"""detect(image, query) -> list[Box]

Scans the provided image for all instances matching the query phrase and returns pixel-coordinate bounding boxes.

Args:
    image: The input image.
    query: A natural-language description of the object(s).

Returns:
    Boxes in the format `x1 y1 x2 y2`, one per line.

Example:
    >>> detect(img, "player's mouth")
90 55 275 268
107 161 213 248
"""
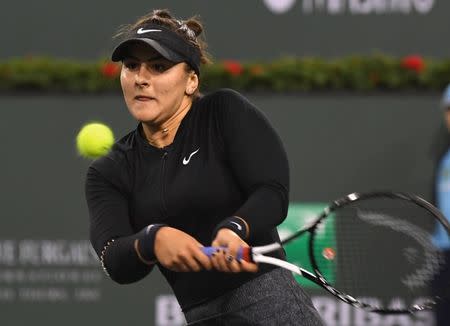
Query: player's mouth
135 95 155 101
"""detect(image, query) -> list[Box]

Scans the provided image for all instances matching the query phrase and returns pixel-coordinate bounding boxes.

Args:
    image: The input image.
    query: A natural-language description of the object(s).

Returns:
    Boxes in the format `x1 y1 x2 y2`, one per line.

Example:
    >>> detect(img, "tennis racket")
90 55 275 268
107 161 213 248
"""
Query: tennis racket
202 191 450 314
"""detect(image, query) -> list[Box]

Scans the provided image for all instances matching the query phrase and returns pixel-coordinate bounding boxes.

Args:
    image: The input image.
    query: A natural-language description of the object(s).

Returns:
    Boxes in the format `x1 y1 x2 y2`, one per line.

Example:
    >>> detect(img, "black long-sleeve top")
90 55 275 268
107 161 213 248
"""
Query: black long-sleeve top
85 89 290 310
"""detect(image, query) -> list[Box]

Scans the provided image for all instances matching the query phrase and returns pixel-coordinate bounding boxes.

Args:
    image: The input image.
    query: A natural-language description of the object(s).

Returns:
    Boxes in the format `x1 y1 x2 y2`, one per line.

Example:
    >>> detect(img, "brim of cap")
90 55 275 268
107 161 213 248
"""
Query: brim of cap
111 38 184 63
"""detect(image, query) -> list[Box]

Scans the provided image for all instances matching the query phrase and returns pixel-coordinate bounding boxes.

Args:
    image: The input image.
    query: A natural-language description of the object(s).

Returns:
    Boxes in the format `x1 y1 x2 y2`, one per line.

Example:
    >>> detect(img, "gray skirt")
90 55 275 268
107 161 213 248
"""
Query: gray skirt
184 268 324 326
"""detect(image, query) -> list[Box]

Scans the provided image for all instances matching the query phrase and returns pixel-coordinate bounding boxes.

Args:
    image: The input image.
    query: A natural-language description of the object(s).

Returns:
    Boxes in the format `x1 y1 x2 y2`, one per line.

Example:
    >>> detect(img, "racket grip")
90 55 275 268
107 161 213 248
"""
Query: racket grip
201 247 252 262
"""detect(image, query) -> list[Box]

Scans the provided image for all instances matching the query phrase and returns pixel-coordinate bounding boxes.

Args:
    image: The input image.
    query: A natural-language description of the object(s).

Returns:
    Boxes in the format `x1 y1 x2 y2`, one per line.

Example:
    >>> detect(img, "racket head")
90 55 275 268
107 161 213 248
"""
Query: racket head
204 192 449 314
304 191 450 314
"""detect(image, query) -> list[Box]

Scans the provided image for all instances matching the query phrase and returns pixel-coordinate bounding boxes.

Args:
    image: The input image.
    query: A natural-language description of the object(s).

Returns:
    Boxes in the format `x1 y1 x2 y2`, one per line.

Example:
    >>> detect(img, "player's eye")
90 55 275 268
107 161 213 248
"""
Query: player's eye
122 60 140 70
149 62 172 73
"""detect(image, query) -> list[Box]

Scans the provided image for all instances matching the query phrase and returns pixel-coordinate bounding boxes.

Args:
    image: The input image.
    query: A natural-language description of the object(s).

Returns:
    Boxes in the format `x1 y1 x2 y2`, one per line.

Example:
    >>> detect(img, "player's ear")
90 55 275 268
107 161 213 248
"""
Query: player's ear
185 71 199 96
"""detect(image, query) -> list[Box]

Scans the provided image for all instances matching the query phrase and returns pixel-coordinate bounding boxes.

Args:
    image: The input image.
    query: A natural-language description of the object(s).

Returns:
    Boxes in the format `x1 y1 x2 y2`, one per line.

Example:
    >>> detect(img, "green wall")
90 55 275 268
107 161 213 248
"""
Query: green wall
0 92 442 325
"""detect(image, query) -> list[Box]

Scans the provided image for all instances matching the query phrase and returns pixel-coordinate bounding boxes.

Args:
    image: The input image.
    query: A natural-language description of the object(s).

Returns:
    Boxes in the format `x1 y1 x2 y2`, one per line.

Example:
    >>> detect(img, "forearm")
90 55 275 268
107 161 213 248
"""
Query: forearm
94 234 154 284
86 164 164 284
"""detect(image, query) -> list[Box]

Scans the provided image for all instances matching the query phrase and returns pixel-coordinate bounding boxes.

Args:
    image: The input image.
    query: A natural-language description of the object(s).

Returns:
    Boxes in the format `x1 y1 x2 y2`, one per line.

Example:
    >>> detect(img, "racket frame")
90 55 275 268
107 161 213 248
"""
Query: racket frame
256 191 448 314
203 191 449 314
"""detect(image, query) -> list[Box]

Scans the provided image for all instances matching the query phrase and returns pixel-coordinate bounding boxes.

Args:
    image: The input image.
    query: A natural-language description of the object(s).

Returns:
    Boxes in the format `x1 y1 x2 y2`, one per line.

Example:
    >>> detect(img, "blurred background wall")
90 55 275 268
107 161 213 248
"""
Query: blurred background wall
2 0 449 60
0 1 448 325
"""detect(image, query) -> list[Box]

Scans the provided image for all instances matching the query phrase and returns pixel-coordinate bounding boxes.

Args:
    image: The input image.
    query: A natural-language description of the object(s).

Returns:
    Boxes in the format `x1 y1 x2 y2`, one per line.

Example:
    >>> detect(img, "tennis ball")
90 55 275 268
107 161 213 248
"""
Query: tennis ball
76 122 115 159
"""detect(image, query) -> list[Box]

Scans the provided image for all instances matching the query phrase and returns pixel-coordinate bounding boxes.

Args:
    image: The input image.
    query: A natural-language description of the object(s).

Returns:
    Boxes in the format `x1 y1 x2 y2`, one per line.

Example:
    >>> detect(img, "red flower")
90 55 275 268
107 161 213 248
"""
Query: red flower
101 62 120 78
223 60 243 76
401 55 425 73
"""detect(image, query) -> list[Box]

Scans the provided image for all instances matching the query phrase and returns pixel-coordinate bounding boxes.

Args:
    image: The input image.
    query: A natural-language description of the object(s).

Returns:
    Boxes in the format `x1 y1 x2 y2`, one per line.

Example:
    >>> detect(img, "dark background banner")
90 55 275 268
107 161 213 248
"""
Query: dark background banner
0 94 441 325
1 0 448 60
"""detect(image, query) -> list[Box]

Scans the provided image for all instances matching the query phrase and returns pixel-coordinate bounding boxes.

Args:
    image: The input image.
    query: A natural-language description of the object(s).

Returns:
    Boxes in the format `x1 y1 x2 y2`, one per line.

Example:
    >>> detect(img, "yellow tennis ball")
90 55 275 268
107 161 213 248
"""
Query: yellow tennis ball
76 122 115 159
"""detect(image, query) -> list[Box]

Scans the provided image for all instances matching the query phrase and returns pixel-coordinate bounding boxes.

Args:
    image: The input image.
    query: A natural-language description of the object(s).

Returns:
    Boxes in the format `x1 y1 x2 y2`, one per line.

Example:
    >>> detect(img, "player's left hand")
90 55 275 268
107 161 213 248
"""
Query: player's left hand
210 228 258 273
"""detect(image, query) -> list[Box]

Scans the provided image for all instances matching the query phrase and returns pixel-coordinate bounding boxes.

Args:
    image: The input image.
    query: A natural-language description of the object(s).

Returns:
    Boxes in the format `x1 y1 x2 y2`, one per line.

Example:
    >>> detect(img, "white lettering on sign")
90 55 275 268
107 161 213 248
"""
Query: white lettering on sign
0 240 16 265
14 240 98 266
155 295 186 326
264 0 435 14
155 295 435 325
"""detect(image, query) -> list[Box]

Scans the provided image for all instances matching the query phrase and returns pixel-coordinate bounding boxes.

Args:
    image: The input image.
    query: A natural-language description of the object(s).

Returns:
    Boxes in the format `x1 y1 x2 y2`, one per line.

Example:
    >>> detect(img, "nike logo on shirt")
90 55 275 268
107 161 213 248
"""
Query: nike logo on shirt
183 148 200 165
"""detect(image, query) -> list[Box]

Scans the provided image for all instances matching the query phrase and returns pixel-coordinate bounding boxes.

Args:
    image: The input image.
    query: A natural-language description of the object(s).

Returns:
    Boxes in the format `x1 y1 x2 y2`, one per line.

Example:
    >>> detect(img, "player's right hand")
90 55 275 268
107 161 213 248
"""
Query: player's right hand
154 227 212 272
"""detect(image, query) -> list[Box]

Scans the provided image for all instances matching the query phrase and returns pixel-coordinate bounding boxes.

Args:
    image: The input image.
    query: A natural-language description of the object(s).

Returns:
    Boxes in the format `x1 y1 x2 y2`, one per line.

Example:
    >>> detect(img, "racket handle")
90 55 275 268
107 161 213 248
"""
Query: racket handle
201 246 252 262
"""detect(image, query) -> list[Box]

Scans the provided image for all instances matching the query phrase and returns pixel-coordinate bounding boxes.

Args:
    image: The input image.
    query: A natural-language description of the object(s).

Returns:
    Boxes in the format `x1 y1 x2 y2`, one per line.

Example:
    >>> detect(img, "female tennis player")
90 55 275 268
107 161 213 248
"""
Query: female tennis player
85 9 323 325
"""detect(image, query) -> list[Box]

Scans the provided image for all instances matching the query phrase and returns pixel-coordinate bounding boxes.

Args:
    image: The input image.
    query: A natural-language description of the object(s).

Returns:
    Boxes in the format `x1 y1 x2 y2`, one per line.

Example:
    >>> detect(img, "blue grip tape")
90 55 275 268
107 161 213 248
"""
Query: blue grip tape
202 246 243 261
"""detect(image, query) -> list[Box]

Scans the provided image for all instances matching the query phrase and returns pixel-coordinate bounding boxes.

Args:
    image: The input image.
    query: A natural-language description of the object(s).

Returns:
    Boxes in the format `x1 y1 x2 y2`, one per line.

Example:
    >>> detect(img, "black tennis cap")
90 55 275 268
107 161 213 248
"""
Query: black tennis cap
111 23 201 76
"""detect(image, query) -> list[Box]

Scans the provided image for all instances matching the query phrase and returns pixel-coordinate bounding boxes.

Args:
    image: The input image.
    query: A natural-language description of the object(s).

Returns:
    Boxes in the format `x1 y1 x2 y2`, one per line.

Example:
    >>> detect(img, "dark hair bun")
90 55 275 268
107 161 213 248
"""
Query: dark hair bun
152 9 173 20
185 19 203 37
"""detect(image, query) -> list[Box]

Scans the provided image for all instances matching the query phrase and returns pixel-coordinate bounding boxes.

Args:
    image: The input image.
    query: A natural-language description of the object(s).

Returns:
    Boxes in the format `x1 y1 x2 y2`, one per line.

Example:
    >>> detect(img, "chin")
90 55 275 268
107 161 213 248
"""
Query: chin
135 115 159 124
129 108 158 123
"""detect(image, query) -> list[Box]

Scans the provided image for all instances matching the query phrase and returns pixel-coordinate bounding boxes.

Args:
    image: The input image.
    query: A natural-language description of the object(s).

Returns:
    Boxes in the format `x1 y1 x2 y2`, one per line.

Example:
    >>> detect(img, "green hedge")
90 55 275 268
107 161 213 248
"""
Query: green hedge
1 54 449 93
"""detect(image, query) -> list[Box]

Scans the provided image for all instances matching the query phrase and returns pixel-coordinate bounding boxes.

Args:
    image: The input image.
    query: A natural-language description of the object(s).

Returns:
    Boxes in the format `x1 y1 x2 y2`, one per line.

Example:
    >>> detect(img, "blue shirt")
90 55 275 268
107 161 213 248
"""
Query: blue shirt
434 148 450 249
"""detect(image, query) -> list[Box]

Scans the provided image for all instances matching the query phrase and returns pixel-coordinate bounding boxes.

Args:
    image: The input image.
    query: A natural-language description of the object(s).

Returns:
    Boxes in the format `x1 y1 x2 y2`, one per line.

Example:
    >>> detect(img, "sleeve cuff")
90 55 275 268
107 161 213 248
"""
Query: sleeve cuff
212 216 249 240
135 224 166 264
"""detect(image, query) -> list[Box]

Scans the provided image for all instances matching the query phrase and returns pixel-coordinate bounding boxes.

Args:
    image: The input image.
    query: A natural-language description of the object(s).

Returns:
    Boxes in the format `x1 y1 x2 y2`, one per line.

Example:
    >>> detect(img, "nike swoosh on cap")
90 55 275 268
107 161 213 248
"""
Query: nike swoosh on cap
137 28 162 34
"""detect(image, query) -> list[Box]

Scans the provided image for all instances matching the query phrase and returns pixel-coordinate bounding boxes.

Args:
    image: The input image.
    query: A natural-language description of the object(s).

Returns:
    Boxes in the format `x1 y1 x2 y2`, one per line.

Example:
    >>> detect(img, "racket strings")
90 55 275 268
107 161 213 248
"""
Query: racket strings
311 196 449 311
356 209 444 289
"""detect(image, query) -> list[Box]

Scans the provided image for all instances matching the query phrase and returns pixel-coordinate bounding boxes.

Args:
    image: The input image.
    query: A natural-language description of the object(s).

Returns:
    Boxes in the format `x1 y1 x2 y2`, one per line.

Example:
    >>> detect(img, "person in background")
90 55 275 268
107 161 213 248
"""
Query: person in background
430 84 450 326
85 9 323 325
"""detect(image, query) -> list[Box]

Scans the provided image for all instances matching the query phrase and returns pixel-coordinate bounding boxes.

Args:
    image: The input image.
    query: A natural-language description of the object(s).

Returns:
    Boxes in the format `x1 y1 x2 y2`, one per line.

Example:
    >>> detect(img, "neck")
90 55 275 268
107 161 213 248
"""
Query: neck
142 98 192 148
